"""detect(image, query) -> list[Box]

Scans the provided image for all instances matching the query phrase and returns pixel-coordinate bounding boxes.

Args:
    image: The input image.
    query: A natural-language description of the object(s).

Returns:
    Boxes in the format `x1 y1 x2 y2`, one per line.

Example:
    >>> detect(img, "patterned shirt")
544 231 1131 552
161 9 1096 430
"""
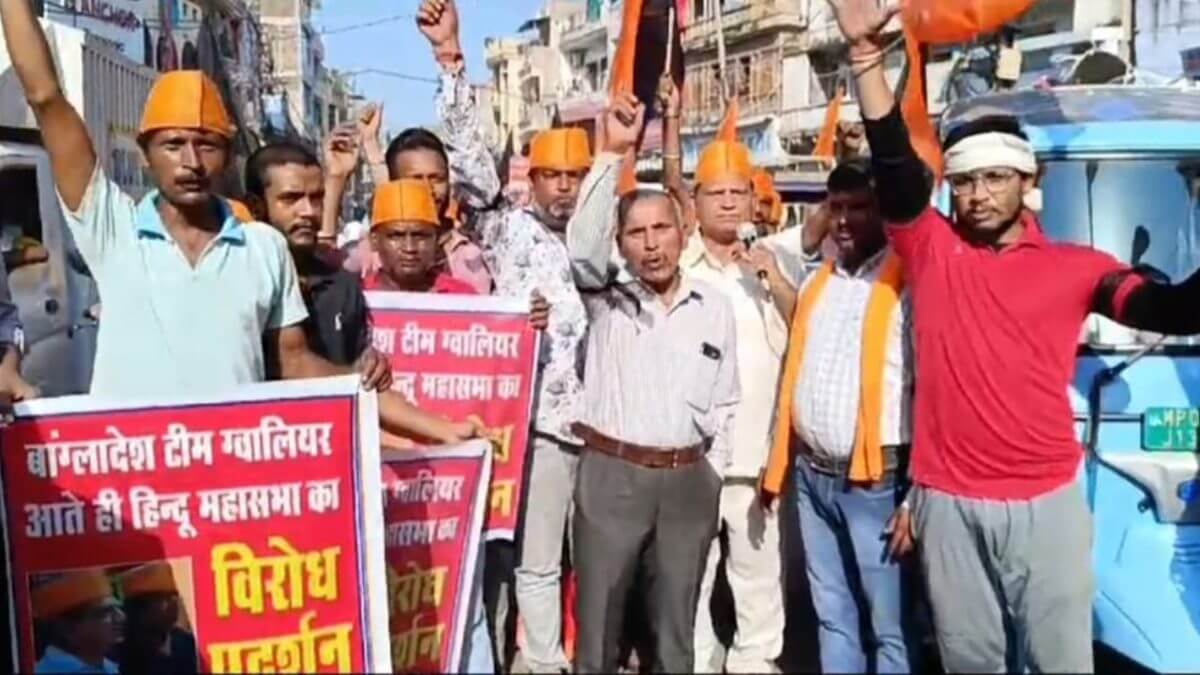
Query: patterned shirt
435 71 501 213
792 247 914 460
471 206 588 445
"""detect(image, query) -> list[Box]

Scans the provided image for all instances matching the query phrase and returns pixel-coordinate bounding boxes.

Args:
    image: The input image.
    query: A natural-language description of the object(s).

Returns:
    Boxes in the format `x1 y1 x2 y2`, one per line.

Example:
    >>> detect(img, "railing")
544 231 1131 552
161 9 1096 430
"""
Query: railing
684 0 805 47
682 46 784 129
560 15 606 46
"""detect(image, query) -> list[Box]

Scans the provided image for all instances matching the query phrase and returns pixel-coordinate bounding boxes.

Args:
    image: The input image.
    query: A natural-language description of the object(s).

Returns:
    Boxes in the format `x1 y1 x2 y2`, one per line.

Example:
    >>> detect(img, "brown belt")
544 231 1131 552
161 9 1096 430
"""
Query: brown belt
570 423 706 469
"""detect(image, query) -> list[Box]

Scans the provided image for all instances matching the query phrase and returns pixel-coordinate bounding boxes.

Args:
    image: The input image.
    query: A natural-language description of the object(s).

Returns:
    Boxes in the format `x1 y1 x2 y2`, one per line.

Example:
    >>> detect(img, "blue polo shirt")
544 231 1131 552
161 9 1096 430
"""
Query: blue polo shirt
60 170 309 398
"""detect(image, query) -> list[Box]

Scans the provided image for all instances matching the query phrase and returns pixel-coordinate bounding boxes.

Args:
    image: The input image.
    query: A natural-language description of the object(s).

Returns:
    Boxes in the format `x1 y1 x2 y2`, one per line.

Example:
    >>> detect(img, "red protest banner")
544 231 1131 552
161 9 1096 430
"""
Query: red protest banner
0 377 391 673
365 292 540 540
380 441 491 673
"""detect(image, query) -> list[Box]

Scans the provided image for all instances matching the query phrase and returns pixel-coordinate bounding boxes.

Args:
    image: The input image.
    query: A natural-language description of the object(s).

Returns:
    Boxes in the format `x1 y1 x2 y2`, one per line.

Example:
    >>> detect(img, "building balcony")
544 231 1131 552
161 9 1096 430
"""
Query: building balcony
684 0 806 52
560 15 607 52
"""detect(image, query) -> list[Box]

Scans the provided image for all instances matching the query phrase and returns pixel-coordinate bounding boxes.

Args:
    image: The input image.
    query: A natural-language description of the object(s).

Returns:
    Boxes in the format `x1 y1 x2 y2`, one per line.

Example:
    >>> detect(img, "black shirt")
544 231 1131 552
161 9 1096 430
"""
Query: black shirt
115 628 198 675
300 258 370 366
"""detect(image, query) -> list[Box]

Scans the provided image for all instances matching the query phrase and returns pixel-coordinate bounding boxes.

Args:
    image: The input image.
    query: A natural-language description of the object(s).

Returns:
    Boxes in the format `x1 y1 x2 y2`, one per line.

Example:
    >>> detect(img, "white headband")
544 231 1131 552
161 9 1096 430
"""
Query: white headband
943 131 1037 176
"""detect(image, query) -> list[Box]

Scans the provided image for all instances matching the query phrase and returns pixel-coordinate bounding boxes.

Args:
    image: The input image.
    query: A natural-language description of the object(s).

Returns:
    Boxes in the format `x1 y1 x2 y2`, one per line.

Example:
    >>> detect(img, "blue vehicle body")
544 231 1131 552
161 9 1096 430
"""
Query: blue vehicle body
943 86 1200 671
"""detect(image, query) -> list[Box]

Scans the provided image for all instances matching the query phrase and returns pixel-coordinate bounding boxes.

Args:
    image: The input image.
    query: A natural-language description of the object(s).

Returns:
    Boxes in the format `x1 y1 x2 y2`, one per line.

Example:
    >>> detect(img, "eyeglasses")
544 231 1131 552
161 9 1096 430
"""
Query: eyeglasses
947 168 1021 196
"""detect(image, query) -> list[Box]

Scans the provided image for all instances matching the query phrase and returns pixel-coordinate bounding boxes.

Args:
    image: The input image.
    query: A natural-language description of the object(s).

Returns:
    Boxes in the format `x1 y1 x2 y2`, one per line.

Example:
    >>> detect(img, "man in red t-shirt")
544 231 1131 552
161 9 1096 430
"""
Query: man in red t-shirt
830 1 1200 672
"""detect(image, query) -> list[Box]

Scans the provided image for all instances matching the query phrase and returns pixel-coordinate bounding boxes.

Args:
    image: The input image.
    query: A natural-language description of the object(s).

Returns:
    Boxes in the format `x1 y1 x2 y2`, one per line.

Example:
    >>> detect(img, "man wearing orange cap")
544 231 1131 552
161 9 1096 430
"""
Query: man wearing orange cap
31 570 123 674
0 0 399 400
345 0 498 295
365 179 480 294
407 34 589 675
751 168 783 234
676 137 793 674
114 562 198 675
470 121 593 674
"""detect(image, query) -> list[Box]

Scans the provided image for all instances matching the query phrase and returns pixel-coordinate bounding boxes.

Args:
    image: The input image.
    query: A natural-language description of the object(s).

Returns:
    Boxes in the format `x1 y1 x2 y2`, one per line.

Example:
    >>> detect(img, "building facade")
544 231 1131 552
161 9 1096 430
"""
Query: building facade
486 0 1174 176
484 0 584 150
258 0 327 142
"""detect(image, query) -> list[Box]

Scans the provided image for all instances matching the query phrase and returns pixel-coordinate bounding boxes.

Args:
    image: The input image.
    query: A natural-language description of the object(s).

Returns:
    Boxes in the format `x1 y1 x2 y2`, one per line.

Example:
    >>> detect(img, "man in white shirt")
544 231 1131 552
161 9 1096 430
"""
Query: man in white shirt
678 138 791 673
760 160 915 673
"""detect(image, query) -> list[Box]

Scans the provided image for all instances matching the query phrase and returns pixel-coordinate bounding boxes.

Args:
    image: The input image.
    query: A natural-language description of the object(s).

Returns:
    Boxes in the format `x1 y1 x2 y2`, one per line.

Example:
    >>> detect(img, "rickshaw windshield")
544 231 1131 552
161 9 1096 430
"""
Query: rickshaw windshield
1039 157 1200 348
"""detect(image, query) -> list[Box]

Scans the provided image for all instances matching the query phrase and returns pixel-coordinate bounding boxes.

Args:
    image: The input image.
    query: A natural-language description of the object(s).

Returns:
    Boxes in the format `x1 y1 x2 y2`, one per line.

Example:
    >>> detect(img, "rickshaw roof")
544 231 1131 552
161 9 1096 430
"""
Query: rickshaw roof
941 85 1200 156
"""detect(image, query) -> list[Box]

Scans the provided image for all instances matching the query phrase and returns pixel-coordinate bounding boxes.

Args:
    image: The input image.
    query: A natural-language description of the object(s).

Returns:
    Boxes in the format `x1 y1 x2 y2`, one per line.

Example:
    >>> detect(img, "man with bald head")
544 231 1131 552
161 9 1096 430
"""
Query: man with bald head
567 95 740 674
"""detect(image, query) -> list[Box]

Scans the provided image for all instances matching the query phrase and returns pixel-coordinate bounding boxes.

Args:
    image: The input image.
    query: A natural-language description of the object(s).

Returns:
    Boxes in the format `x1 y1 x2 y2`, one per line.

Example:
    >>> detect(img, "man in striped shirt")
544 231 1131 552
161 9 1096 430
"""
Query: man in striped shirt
760 160 915 674
567 94 740 673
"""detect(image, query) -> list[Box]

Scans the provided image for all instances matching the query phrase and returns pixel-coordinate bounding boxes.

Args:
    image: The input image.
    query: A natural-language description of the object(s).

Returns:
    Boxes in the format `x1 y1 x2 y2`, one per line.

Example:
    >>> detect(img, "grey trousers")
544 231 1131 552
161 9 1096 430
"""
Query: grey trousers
515 436 579 673
912 480 1094 673
573 450 723 673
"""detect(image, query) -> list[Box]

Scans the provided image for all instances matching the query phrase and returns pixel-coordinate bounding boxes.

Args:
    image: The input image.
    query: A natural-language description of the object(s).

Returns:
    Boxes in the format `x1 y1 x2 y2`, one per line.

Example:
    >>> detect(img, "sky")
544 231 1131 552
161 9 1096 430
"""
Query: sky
313 0 545 133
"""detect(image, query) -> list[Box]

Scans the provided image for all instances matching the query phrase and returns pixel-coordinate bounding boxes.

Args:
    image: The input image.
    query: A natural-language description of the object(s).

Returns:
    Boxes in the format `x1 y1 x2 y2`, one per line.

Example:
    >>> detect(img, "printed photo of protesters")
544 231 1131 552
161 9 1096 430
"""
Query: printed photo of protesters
28 560 198 675
30 569 123 674
112 561 199 675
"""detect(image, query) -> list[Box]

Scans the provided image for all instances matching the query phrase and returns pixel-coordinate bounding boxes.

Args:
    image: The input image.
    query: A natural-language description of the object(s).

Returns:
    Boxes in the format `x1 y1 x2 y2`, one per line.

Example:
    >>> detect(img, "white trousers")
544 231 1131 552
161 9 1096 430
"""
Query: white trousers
693 483 785 673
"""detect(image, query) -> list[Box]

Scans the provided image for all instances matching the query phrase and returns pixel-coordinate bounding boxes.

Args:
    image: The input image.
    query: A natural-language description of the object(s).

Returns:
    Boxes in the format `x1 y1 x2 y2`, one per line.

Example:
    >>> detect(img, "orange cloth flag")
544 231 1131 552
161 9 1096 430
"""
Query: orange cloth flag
813 84 844 159
899 30 943 179
610 0 687 194
902 0 1037 44
898 0 1039 179
716 95 739 144
762 253 905 493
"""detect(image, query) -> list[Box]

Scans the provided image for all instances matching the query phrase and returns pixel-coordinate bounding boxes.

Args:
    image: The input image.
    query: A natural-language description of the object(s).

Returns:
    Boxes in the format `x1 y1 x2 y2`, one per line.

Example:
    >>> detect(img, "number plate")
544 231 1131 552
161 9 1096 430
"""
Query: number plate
1142 407 1200 451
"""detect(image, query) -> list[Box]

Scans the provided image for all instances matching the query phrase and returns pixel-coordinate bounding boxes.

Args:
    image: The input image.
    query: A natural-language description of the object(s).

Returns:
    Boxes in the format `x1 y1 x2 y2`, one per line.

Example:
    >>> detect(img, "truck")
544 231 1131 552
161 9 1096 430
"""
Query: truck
942 83 1200 672
0 19 154 396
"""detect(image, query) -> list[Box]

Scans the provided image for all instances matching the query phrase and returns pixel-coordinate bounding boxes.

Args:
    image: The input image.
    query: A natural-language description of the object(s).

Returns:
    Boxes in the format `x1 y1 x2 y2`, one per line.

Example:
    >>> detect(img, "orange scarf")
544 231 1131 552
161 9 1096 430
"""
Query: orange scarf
762 252 905 493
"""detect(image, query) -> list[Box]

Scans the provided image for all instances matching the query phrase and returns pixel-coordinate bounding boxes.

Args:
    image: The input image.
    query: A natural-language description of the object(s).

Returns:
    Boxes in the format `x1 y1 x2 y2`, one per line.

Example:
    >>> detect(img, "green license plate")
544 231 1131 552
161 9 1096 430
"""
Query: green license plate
1142 407 1200 451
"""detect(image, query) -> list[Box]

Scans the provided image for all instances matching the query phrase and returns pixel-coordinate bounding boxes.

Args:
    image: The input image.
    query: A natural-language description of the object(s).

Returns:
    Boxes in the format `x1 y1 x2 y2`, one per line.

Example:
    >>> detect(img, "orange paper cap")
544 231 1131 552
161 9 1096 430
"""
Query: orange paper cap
118 562 178 598
751 168 775 200
529 128 592 172
139 70 235 139
696 141 753 186
32 570 114 619
372 179 440 229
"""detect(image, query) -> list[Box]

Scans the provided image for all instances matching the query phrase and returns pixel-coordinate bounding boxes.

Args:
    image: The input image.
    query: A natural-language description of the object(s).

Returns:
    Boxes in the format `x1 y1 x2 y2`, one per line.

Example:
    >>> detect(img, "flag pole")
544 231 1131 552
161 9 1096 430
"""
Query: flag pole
656 5 676 115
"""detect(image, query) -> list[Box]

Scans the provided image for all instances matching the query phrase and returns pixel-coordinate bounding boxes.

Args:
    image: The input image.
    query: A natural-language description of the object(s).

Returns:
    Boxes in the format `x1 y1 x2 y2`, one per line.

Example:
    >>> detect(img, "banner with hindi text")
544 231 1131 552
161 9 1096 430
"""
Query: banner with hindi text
0 377 391 673
381 441 490 673
365 292 540 541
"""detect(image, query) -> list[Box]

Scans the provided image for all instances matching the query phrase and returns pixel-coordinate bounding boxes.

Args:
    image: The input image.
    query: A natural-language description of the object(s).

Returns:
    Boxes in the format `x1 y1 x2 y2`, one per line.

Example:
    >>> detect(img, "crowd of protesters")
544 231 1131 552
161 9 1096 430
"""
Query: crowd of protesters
6 0 1200 673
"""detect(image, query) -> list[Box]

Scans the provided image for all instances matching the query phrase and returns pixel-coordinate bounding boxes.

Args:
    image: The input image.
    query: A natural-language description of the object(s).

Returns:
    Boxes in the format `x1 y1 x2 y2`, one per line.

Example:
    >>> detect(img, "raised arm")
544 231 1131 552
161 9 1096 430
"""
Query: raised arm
566 152 623 289
831 0 931 224
0 0 97 210
567 96 645 289
358 104 391 185
419 0 500 209
658 75 696 236
320 126 361 244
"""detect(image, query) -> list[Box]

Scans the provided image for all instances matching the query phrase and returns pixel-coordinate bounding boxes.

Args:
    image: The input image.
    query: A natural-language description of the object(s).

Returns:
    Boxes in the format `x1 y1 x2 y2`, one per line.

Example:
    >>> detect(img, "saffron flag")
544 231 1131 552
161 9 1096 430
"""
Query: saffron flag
716 94 739 144
610 0 688 193
813 84 844 159
903 0 1038 44
899 0 1039 179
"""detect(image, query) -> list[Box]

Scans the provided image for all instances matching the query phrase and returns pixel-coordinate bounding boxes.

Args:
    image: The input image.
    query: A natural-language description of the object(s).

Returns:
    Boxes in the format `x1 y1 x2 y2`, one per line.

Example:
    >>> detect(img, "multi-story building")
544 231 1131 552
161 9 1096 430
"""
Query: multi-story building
484 0 584 150
680 0 806 171
484 36 527 150
40 1 266 157
259 0 325 142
